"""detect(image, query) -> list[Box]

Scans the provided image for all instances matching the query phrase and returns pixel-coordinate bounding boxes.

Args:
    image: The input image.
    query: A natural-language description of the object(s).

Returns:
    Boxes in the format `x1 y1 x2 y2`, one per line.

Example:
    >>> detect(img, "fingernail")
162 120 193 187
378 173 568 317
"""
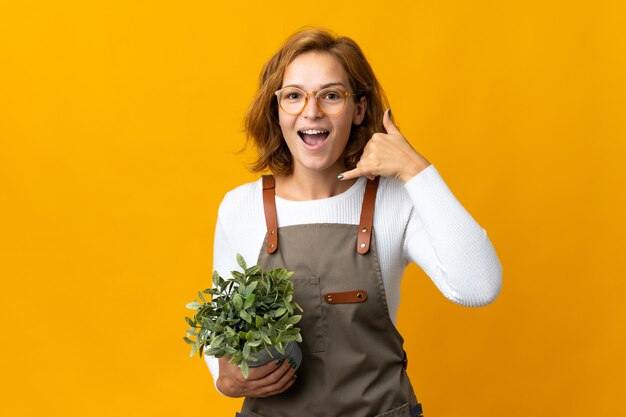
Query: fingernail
288 357 297 369
275 359 283 366
337 174 344 180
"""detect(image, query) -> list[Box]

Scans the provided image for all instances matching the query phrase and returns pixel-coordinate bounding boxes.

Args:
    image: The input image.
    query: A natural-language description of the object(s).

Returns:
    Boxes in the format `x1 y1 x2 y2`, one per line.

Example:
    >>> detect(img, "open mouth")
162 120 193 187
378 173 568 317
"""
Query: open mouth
298 129 330 147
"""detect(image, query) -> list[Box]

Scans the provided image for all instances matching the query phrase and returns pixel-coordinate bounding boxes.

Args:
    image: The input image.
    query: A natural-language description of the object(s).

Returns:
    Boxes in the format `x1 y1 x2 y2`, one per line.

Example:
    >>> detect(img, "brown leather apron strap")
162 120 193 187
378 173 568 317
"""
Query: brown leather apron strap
261 175 278 254
357 176 380 255
262 175 379 255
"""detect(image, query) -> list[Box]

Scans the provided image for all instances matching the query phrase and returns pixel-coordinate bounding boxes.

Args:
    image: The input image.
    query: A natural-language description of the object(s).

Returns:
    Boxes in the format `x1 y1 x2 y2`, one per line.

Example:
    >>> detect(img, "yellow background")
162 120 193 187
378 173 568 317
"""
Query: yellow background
1 1 624 416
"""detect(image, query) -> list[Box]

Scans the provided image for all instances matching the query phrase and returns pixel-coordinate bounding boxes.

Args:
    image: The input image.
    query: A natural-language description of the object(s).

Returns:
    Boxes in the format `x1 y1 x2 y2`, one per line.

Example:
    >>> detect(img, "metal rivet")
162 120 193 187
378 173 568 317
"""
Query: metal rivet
269 243 275 248
360 242 366 248
270 229 275 235
357 293 363 299
362 228 367 233
327 295 333 302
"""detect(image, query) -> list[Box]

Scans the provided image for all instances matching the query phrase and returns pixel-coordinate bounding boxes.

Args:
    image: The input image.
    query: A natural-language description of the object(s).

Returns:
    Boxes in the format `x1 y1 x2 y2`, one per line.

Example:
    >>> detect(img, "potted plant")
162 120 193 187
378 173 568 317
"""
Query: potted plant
184 254 303 378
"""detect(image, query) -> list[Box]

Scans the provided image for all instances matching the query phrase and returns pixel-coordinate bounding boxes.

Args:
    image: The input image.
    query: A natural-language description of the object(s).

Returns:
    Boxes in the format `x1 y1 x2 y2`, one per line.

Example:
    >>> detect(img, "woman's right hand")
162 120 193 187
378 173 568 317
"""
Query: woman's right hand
216 355 298 398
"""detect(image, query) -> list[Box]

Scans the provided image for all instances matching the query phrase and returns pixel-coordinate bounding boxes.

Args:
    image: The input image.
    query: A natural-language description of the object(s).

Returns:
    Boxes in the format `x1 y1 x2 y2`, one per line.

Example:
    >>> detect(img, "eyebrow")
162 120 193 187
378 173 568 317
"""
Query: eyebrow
281 82 347 89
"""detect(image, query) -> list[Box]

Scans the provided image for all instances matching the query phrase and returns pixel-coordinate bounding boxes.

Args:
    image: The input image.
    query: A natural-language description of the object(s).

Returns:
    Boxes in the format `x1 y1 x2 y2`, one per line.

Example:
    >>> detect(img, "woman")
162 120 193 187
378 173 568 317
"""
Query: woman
205 28 502 417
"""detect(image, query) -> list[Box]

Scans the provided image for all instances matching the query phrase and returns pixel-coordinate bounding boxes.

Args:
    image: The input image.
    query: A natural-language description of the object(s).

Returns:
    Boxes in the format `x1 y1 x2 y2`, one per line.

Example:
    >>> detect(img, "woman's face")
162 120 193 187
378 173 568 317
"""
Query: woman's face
278 51 367 176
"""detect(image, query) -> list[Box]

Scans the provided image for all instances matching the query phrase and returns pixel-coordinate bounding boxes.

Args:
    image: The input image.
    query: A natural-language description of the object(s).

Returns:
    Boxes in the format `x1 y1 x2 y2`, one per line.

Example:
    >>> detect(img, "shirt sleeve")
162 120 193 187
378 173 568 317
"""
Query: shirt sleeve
402 165 503 306
203 214 237 395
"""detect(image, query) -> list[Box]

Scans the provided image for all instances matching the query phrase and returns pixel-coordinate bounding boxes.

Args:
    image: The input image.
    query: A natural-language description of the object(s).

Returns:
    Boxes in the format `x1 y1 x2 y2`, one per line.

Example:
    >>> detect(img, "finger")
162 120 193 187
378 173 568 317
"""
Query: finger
248 359 289 381
247 359 293 394
338 170 376 181
338 167 366 181
382 108 400 135
272 374 297 396
257 366 297 397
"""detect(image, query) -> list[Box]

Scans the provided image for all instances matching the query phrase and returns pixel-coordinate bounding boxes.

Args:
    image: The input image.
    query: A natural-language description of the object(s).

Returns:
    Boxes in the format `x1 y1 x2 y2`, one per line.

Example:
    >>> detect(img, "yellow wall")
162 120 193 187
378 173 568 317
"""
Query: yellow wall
1 1 624 416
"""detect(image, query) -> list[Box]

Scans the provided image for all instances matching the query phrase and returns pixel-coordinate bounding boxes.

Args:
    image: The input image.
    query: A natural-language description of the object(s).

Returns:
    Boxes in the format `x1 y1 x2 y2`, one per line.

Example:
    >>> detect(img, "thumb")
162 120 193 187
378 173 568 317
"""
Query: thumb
382 108 400 134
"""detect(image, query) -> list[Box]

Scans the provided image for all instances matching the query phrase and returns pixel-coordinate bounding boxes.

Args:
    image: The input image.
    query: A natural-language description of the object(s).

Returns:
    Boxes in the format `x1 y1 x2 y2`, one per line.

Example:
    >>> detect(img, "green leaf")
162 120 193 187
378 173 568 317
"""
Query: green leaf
185 316 196 327
232 271 245 283
204 346 222 356
210 334 225 348
186 301 202 310
212 271 220 288
243 342 251 359
275 314 289 329
244 293 255 309
189 344 199 358
273 307 287 317
255 315 264 328
245 281 258 296
246 265 261 276
240 360 249 379
198 291 207 303
183 336 195 345
237 283 246 295
287 315 301 325
248 339 262 347
240 310 252 324
236 253 247 270
233 293 244 310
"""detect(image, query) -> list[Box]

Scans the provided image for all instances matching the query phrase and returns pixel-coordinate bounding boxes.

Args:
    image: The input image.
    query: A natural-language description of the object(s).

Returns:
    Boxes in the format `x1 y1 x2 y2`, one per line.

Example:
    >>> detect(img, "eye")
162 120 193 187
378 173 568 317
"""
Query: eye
282 88 304 101
321 90 342 101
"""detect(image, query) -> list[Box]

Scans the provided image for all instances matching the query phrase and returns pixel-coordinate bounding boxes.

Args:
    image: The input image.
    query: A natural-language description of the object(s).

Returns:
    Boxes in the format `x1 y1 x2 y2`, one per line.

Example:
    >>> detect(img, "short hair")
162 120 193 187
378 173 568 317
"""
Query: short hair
244 28 389 175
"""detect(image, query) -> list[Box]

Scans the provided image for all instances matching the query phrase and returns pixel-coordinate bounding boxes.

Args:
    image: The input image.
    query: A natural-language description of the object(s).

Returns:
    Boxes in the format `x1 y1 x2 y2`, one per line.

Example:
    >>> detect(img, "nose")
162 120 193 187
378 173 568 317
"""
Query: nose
301 93 323 119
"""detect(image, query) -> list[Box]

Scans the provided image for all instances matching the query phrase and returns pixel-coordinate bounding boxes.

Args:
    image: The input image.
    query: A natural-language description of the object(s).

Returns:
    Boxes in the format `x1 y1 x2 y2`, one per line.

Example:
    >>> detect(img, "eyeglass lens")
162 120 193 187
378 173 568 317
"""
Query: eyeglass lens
279 87 346 115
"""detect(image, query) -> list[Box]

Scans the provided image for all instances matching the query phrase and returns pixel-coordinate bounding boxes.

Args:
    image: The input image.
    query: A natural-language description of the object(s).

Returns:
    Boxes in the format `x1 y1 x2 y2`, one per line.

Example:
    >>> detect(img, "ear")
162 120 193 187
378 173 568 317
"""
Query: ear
352 96 367 126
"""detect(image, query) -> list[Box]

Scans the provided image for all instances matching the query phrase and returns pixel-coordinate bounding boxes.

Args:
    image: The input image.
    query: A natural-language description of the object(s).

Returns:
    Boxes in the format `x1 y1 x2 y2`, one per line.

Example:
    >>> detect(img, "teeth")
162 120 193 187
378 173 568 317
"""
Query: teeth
300 129 328 135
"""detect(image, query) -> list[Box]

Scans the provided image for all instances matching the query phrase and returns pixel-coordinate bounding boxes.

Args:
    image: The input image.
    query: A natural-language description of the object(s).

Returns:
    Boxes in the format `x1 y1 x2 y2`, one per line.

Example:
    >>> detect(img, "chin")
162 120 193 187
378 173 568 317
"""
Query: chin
297 159 342 173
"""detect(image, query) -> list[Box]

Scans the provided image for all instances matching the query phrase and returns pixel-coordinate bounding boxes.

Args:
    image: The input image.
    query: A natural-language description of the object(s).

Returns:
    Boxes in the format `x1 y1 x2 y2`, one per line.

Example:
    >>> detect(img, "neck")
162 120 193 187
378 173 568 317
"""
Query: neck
274 165 357 201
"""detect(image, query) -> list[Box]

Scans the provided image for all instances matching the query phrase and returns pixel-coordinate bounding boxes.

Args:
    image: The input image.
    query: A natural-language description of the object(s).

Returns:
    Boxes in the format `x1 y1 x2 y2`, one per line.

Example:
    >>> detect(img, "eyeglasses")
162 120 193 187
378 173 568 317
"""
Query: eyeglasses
274 86 355 116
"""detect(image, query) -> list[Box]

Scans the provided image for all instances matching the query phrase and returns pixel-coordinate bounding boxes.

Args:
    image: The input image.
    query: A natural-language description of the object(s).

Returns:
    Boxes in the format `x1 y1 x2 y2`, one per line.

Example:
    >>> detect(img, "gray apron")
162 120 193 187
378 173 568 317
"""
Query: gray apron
239 175 423 417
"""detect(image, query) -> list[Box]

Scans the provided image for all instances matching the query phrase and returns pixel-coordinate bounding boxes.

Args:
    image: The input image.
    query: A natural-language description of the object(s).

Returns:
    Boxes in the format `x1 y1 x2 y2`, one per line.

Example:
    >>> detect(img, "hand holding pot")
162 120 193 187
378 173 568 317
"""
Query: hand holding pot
216 355 297 398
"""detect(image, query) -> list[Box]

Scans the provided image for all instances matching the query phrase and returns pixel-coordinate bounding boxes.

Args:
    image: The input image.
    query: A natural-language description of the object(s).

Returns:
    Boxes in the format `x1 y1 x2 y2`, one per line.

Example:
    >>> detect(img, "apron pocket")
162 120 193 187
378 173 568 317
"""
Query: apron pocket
293 275 325 353
374 403 411 417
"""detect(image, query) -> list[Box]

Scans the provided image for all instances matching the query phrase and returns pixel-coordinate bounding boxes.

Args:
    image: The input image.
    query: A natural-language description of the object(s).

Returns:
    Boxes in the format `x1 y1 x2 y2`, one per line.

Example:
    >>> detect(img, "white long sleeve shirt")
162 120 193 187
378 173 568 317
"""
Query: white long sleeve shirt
205 164 502 387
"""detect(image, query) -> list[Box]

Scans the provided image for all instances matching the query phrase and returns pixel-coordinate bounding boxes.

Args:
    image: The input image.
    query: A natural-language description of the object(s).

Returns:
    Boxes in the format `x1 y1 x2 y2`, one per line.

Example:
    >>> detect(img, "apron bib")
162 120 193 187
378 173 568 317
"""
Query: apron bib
239 176 423 417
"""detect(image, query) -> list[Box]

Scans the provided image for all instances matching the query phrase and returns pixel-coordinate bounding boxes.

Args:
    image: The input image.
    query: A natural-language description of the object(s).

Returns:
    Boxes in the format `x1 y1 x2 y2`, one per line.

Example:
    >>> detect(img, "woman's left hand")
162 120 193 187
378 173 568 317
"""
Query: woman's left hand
339 109 431 183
